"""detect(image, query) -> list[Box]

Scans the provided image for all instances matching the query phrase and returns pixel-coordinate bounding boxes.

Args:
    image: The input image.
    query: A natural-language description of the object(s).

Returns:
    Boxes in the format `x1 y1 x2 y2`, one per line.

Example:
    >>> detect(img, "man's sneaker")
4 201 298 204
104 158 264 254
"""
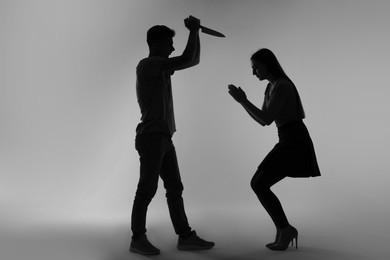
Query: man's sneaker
177 231 215 250
130 235 160 255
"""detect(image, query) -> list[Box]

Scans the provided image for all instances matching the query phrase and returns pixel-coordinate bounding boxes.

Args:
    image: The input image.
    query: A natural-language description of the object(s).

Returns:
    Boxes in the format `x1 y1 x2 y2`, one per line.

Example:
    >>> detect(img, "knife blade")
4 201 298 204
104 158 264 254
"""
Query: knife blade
200 25 225 37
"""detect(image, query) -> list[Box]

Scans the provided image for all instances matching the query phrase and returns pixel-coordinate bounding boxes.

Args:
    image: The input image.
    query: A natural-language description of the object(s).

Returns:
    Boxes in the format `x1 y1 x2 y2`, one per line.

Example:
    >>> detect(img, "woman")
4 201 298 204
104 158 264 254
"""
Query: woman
228 48 320 250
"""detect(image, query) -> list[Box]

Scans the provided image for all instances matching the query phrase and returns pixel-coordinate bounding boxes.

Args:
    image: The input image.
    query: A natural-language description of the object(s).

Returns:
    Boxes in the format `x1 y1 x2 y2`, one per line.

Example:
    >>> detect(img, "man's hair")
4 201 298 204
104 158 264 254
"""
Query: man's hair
147 25 175 47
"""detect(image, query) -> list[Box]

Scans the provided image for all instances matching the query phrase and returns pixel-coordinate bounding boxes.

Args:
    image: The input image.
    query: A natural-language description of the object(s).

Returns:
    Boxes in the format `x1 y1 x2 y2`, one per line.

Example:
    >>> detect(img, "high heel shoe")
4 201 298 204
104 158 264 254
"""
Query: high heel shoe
265 229 280 248
267 225 298 251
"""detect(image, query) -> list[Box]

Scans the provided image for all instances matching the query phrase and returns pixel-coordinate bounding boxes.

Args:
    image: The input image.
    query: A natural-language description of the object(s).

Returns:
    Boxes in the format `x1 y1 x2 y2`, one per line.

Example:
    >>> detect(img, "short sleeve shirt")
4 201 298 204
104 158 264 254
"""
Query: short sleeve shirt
135 56 176 135
262 79 302 127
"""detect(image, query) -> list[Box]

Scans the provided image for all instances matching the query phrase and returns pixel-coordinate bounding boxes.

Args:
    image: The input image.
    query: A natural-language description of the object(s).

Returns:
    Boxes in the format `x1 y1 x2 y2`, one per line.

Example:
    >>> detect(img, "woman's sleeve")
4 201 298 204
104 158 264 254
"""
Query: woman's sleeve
265 81 291 119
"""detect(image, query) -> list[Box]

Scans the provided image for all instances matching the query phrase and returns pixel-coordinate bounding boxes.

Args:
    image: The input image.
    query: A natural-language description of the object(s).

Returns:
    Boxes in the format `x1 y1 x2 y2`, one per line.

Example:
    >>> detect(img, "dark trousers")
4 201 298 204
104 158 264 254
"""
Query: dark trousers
131 133 191 239
250 169 289 229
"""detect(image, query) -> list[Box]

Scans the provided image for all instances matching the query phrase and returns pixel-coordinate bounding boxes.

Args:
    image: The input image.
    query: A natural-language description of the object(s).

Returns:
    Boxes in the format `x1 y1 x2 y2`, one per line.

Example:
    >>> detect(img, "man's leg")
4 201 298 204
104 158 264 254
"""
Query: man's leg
130 134 164 255
160 138 215 250
160 139 191 236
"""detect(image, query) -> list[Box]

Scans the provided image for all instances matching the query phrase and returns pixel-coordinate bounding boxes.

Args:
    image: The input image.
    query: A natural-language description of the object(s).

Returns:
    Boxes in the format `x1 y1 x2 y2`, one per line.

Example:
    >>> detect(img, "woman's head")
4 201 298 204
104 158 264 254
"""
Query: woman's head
251 48 305 119
250 48 289 82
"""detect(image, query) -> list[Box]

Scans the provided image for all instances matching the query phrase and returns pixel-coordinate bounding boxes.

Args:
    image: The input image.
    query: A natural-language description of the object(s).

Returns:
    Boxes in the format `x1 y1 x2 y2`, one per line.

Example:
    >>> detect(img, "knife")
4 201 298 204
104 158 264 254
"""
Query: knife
200 25 225 37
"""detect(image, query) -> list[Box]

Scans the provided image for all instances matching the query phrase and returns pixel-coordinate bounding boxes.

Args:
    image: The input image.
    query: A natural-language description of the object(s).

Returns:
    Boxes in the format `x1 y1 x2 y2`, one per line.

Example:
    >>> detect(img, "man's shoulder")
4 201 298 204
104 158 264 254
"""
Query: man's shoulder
138 56 167 66
137 56 168 76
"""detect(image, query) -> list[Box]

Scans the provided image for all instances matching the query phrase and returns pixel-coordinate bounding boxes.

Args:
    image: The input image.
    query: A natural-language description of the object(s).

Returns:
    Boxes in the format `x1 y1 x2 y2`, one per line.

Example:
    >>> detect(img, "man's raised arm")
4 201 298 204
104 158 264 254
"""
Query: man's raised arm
161 16 200 71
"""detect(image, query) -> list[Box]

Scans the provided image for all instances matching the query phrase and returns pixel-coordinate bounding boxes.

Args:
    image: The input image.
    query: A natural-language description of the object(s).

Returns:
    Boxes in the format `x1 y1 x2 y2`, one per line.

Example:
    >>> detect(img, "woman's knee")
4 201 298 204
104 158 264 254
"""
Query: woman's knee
251 169 268 192
250 170 263 191
250 176 257 191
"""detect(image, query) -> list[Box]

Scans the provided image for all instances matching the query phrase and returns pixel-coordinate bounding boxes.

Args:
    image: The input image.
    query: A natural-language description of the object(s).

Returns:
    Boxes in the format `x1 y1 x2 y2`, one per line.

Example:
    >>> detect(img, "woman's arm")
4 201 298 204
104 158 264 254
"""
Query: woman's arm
228 82 290 126
228 84 268 125
241 100 269 126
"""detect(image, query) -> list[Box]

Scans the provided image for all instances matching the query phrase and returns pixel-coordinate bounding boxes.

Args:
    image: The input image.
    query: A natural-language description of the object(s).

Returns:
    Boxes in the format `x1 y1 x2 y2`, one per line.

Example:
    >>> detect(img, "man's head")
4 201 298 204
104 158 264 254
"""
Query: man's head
147 25 175 57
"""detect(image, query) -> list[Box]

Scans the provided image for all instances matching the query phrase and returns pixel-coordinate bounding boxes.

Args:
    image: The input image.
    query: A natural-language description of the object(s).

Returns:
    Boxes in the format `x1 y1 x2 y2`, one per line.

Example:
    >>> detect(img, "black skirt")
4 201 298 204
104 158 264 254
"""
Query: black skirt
258 120 321 178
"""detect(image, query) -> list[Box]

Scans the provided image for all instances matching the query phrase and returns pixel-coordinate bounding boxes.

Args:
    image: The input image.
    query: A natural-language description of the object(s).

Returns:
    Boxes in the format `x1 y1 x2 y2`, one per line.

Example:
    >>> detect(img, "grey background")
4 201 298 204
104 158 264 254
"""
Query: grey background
1 0 390 259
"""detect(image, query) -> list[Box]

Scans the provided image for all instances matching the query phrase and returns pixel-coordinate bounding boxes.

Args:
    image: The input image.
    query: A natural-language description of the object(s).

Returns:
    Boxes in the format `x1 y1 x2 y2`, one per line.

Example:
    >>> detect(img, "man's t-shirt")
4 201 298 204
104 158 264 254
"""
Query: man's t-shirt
135 56 176 136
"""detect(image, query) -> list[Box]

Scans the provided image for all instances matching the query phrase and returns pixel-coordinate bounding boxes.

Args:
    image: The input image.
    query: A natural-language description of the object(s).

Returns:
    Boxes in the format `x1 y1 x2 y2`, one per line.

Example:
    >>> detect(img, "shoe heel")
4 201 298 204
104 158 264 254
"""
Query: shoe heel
294 235 298 249
268 226 298 251
290 235 298 249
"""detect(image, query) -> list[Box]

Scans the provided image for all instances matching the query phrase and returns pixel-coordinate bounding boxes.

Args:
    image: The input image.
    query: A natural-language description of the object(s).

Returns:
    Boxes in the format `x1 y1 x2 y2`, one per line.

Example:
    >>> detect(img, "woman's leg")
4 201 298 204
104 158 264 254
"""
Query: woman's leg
250 169 289 229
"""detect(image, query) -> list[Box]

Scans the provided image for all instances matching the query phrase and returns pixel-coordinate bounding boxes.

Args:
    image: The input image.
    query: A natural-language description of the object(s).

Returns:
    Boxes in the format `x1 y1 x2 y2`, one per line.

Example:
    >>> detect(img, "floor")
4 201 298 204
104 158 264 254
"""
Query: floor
1 205 388 260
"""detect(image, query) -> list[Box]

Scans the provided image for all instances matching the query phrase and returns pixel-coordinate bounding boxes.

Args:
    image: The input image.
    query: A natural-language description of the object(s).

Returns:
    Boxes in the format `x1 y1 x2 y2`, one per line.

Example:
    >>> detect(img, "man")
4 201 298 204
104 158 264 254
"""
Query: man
130 16 215 255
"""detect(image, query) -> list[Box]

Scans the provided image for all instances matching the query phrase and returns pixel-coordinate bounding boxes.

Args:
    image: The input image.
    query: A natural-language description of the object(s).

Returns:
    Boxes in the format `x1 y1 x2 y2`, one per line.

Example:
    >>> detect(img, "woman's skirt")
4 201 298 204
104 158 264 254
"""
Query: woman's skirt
258 120 321 178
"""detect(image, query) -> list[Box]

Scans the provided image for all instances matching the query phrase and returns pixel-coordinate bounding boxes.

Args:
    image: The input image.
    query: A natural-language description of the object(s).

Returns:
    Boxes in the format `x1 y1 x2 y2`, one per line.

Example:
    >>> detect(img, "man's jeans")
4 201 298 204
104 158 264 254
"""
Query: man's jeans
131 133 191 239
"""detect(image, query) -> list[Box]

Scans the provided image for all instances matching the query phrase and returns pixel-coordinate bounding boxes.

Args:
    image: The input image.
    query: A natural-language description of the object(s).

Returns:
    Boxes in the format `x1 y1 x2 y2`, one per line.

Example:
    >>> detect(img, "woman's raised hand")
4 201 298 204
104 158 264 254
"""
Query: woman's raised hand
228 84 247 103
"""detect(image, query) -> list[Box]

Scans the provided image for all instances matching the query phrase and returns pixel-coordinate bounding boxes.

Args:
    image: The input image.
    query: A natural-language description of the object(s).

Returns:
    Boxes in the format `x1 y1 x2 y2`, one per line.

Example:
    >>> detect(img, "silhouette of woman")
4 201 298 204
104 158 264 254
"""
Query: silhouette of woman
228 48 320 250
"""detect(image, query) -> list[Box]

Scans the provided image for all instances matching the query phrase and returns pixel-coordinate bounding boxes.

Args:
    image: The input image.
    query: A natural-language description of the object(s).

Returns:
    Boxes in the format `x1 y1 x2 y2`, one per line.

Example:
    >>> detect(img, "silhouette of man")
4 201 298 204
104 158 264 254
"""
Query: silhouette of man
130 16 215 255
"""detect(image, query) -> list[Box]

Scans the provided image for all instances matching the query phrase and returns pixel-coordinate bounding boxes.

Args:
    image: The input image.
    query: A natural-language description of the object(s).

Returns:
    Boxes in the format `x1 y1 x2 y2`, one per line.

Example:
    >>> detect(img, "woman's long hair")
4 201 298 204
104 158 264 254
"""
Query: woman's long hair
251 48 305 119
